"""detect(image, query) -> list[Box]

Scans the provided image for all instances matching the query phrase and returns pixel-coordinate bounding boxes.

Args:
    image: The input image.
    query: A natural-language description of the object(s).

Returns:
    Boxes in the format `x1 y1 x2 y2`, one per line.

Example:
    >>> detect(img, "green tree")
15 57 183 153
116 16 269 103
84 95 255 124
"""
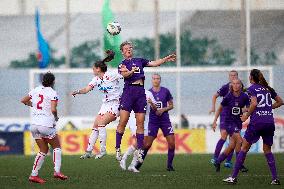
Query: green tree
131 30 236 66
10 53 38 68
70 41 101 68
250 49 277 65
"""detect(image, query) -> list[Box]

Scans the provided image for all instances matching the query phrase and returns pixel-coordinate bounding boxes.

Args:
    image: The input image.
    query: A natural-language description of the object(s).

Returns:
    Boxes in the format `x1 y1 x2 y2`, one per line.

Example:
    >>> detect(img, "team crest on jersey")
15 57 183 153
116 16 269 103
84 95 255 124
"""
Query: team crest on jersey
156 101 163 109
132 63 140 73
235 102 239 106
232 107 240 115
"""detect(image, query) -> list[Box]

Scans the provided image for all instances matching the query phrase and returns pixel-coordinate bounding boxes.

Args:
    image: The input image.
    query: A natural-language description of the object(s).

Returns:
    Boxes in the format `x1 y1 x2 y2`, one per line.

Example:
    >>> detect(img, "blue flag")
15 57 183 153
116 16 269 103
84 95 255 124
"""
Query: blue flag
35 9 50 68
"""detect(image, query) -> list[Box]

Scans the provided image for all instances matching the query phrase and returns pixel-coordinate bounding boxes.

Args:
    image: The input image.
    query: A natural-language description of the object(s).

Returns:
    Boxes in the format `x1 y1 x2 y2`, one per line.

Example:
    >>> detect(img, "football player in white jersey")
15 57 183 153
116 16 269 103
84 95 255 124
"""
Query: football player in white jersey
119 90 157 172
72 50 123 159
21 72 68 184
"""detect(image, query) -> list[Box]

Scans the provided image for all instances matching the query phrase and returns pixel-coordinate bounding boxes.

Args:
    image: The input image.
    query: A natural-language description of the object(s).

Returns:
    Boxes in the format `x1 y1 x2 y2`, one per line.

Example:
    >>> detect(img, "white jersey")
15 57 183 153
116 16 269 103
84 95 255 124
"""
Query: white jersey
128 90 156 135
144 90 156 125
29 86 59 127
88 70 123 102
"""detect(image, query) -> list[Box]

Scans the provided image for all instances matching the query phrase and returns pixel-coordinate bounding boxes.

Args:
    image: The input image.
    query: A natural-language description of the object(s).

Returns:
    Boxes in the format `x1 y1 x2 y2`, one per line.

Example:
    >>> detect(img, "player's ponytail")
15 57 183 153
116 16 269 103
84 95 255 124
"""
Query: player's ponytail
102 50 115 63
250 69 275 93
93 50 115 73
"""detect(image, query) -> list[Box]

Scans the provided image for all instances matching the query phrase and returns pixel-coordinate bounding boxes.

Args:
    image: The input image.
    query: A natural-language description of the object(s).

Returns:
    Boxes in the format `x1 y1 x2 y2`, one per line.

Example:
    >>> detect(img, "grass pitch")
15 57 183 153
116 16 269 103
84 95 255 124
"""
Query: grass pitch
0 154 283 189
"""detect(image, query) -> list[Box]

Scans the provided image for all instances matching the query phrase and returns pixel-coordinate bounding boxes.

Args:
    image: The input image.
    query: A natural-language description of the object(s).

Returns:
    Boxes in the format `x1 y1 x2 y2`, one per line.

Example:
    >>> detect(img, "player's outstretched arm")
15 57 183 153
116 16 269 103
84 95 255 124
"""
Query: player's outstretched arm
148 53 176 67
21 95 32 107
71 86 93 97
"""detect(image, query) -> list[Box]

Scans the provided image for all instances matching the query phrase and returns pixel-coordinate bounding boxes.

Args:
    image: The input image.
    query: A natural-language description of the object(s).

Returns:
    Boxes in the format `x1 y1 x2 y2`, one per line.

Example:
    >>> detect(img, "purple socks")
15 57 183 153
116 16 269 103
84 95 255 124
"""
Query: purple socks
232 151 247 178
136 133 144 149
167 148 175 168
265 152 278 180
214 139 226 159
115 131 124 149
226 150 234 162
217 153 227 164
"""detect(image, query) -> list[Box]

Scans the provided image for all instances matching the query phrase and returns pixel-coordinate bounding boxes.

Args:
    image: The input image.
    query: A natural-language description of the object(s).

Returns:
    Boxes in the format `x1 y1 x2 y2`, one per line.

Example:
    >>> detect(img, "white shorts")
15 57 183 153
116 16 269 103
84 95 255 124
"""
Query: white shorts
127 111 149 136
31 124 57 140
98 99 120 117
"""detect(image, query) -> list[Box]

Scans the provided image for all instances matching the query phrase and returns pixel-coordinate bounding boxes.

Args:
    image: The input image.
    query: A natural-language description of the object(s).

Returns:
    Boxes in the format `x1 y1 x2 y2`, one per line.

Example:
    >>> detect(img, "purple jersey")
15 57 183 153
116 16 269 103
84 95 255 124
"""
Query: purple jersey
217 83 230 97
217 83 230 117
149 87 173 123
247 84 277 125
118 58 149 86
221 92 250 125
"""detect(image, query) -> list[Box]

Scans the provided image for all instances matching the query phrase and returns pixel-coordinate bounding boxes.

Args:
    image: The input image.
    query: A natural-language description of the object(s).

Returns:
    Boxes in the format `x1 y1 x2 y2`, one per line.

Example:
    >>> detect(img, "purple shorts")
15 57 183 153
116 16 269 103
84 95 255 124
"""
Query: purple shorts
244 123 275 146
225 122 242 136
148 121 174 138
120 85 146 113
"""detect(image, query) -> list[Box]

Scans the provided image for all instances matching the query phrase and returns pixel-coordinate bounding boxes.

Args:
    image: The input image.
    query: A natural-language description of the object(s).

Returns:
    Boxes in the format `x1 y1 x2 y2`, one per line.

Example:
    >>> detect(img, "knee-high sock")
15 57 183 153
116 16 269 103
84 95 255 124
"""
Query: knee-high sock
116 131 124 149
53 148 62 173
265 152 278 180
235 151 239 159
217 152 228 164
86 128 99 152
130 153 138 167
214 139 226 159
135 148 149 170
136 133 144 149
226 150 234 162
167 148 175 168
98 126 107 152
232 151 247 178
31 152 46 176
122 145 136 161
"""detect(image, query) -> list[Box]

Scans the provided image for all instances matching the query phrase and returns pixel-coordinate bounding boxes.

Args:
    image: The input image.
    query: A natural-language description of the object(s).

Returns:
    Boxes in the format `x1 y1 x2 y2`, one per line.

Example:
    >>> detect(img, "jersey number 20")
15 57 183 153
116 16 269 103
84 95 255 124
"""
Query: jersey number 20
257 93 272 107
37 94 44 110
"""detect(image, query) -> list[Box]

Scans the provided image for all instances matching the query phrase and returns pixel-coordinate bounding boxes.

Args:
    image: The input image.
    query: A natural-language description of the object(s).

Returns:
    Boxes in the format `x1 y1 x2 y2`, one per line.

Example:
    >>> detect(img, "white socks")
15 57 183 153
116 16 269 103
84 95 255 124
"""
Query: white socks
98 126 107 152
31 152 46 176
53 148 62 173
31 149 62 176
86 128 99 152
122 145 136 160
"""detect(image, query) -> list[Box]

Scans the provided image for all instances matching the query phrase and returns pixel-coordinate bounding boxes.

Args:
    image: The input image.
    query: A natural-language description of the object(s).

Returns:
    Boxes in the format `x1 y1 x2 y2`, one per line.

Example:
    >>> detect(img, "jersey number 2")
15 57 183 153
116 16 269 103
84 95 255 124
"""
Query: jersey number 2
37 94 44 110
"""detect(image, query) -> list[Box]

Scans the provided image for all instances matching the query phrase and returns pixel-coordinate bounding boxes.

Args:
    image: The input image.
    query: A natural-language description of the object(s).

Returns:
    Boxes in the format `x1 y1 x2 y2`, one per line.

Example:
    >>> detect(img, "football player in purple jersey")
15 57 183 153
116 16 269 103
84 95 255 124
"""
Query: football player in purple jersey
212 78 249 172
210 70 238 168
135 73 175 171
223 69 283 185
115 41 176 163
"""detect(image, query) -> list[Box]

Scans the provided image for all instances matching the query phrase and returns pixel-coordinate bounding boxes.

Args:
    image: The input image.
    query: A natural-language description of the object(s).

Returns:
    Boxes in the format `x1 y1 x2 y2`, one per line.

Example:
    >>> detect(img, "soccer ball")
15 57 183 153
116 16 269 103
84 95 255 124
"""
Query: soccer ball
106 22 121 35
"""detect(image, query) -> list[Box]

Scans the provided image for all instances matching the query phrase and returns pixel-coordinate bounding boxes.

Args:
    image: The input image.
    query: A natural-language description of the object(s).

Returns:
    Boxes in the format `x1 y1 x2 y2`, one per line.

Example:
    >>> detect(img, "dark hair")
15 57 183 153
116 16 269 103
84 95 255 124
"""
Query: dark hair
250 69 274 92
93 50 115 72
120 41 132 51
42 72 55 87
